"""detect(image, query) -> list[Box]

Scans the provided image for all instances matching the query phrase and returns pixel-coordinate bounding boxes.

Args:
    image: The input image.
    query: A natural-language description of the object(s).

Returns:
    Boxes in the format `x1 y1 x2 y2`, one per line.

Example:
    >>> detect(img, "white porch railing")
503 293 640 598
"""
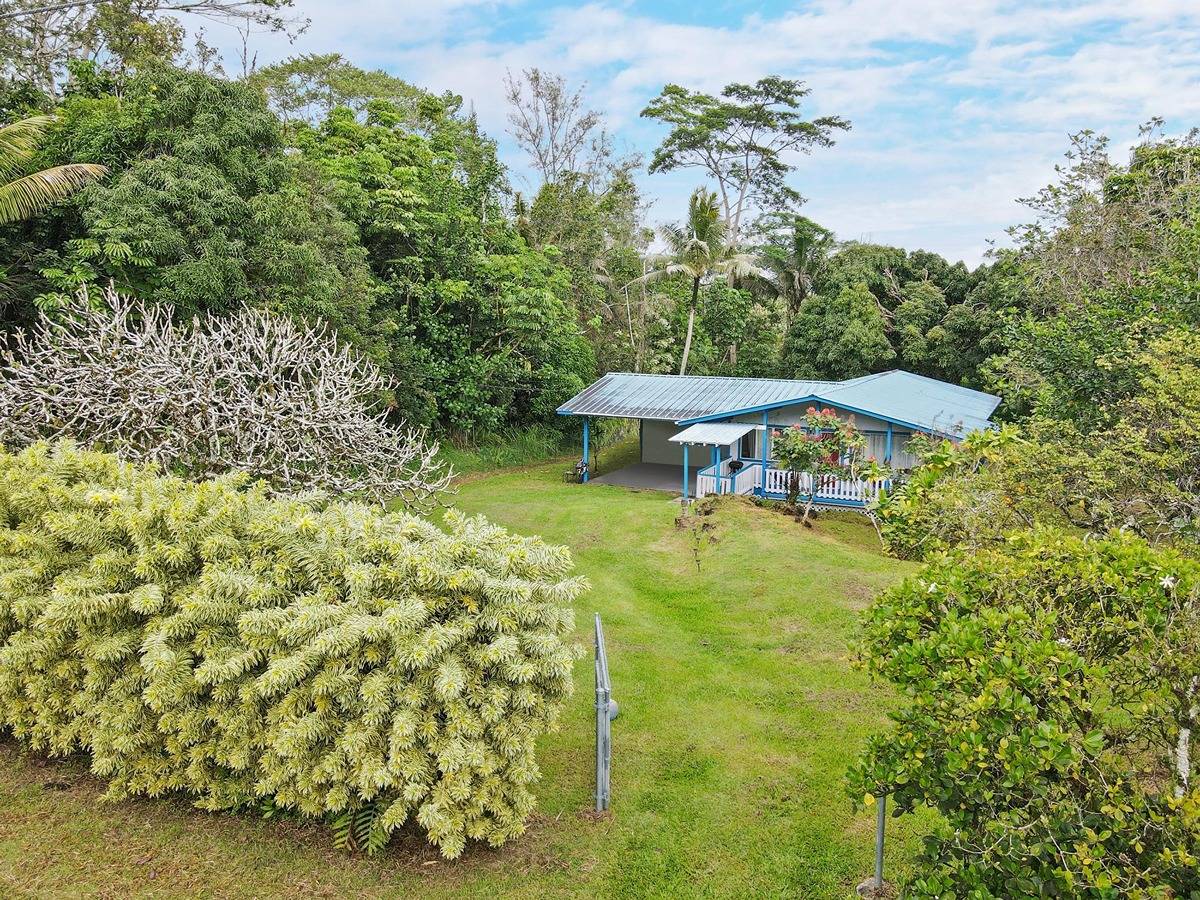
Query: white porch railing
695 461 888 506
695 459 762 498
762 466 888 505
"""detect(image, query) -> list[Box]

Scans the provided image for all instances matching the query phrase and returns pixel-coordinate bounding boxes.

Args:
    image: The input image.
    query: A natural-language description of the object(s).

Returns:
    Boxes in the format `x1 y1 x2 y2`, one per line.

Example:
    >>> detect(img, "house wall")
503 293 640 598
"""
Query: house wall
636 399 926 471
640 419 686 465
729 403 922 470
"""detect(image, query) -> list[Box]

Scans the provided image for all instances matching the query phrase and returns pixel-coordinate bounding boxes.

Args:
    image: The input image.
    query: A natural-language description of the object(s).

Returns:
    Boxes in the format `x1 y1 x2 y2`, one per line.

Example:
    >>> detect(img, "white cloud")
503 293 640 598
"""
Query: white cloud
192 0 1200 266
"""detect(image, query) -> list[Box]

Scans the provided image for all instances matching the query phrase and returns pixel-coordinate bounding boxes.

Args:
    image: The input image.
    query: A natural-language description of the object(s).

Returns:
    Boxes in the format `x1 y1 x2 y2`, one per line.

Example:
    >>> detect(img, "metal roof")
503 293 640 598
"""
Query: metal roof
557 373 836 422
558 370 1001 437
669 422 758 446
818 370 999 436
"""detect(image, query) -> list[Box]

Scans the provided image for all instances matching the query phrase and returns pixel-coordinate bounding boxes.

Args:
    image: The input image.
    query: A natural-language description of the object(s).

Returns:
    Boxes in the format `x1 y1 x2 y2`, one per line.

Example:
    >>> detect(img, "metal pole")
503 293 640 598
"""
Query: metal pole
874 794 886 888
582 417 590 482
594 613 615 812
682 444 689 505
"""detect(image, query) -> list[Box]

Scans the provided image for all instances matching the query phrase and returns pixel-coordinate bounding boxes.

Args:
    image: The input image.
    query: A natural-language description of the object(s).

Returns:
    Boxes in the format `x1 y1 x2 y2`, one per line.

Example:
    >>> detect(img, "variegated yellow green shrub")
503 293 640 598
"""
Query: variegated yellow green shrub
0 442 584 858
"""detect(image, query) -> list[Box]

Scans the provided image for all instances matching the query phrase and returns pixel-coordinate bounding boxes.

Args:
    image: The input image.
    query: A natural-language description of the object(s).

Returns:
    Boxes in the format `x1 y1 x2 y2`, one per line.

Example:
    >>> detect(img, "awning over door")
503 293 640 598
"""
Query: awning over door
669 422 758 446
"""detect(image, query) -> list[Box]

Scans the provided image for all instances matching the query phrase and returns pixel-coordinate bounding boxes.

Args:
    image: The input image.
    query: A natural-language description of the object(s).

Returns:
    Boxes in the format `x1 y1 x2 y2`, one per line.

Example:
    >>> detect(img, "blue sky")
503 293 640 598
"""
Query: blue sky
201 0 1200 266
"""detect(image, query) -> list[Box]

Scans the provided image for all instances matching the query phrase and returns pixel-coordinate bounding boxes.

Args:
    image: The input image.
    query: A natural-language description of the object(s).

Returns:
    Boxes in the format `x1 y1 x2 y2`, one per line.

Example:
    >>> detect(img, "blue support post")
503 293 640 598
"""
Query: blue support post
711 446 719 495
682 443 689 503
885 423 893 464
582 417 590 482
759 411 769 496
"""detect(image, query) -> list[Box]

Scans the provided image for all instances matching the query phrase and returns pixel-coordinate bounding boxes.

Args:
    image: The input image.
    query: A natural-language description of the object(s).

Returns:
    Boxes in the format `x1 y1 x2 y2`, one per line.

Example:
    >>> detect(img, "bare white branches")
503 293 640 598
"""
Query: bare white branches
0 285 450 508
504 67 602 187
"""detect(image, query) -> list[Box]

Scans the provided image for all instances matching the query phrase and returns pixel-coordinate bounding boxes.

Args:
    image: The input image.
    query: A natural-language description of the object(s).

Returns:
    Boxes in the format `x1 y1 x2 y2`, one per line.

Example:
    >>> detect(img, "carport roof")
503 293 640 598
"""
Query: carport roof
557 372 841 422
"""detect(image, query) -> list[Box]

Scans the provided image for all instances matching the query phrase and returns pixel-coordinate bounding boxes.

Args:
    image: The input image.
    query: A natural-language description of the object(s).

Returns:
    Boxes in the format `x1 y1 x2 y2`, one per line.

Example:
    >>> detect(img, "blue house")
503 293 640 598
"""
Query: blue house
557 370 1001 507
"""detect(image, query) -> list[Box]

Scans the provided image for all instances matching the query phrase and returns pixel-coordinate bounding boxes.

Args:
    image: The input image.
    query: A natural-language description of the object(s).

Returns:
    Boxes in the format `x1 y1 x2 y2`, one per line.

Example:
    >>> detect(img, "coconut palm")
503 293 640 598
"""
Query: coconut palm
630 187 756 375
0 115 107 226
755 214 833 328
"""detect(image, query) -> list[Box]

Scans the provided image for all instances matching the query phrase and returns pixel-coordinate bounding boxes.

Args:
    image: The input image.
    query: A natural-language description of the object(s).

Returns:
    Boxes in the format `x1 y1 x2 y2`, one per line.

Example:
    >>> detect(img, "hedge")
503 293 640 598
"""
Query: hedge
0 442 584 858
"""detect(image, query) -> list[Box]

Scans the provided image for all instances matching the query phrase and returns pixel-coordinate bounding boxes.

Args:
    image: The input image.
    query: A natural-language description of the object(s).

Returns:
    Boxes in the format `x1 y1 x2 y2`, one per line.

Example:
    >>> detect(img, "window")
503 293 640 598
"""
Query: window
740 430 757 459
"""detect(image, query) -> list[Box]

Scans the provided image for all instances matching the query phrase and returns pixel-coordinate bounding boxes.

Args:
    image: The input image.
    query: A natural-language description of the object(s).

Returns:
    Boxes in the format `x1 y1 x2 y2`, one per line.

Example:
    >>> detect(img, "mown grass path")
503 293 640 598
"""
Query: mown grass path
0 458 924 899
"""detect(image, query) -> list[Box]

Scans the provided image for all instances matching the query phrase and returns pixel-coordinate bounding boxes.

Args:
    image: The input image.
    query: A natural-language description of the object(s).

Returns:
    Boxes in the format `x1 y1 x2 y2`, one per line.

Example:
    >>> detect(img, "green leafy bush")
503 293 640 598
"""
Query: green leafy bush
849 528 1200 897
0 442 584 858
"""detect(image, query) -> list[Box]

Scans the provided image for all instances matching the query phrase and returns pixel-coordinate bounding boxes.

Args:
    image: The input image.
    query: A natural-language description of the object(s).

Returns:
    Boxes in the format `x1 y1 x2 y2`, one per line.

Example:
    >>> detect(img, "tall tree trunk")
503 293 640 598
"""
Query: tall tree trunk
679 277 700 375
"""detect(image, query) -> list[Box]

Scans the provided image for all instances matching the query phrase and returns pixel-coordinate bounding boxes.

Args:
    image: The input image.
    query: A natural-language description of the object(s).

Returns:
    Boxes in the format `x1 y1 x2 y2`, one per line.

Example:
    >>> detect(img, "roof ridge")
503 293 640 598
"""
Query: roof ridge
603 371 838 385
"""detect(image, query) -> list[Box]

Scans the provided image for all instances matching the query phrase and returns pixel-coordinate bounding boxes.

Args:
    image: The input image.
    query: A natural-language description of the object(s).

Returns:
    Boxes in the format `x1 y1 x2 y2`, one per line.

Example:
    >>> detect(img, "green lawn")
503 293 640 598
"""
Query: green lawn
0 451 925 899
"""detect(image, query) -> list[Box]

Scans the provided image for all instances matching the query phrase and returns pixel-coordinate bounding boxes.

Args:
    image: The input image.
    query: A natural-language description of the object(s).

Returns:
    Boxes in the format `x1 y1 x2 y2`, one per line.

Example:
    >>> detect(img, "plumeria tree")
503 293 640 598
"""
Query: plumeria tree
0 285 449 508
770 407 868 524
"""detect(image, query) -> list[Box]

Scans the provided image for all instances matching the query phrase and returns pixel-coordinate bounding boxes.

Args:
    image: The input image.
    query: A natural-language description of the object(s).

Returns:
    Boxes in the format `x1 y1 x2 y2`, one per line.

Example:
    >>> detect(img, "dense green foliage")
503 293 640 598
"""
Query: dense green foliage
0 52 1042 438
0 442 583 858
857 131 1200 895
290 103 594 431
850 529 1200 897
0 61 593 436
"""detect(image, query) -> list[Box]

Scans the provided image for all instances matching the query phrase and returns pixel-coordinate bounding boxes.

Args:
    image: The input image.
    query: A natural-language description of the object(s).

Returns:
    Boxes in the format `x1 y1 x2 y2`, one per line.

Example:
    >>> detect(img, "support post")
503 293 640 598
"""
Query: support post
759 412 769 496
711 446 719 495
874 794 886 887
884 423 893 465
682 443 689 504
857 794 887 896
582 417 590 482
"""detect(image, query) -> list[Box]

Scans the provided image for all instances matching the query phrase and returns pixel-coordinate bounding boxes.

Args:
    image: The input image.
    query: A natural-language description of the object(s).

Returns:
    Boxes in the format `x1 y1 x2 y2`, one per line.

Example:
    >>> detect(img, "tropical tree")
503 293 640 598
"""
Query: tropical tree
641 76 849 241
0 114 105 225
631 187 756 374
0 0 303 92
771 408 867 524
754 213 833 326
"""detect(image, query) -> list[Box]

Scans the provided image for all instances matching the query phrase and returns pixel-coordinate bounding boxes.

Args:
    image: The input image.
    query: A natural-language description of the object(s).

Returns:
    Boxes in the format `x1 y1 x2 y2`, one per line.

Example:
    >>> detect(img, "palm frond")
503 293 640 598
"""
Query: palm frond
624 260 698 289
0 115 56 180
0 163 108 225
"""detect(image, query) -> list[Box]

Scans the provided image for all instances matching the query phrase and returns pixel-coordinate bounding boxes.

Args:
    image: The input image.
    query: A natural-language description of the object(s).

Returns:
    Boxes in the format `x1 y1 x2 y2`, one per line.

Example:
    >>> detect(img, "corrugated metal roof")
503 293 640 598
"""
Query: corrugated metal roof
558 370 1001 437
557 373 835 422
818 371 999 436
669 422 759 446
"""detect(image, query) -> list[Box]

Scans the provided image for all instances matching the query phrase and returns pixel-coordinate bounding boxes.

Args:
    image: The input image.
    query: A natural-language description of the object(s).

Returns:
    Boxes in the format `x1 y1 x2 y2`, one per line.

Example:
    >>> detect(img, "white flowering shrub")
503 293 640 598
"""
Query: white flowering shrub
0 442 584 858
0 286 450 509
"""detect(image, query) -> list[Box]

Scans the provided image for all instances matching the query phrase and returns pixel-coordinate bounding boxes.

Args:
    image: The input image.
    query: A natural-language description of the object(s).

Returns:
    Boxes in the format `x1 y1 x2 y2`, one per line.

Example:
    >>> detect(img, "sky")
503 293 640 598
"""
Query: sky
199 0 1200 266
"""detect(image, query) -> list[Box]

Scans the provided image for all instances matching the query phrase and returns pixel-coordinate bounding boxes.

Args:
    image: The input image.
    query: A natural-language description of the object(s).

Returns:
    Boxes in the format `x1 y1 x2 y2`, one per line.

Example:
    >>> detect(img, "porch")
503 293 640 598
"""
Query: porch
694 458 889 508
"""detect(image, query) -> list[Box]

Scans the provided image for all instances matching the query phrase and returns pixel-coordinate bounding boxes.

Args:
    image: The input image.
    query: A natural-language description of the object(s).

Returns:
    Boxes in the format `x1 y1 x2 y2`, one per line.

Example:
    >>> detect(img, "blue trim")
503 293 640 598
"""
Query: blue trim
682 444 689 502
582 417 590 482
885 423 893 464
676 394 941 436
676 395 823 425
760 490 869 509
758 411 769 497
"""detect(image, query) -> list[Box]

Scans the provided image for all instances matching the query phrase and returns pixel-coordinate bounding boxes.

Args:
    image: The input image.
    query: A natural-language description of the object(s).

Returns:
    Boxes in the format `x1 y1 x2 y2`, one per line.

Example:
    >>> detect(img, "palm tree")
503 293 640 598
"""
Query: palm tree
755 214 833 329
0 115 107 226
630 188 756 375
